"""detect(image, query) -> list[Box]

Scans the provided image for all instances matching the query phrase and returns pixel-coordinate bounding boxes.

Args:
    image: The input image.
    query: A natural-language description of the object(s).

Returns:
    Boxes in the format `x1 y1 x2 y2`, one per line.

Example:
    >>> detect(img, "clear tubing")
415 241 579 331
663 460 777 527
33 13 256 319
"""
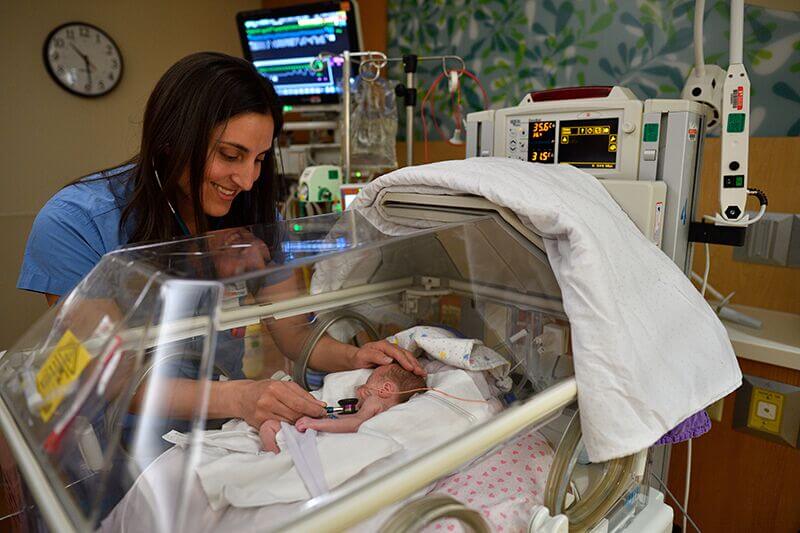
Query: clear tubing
544 411 637 532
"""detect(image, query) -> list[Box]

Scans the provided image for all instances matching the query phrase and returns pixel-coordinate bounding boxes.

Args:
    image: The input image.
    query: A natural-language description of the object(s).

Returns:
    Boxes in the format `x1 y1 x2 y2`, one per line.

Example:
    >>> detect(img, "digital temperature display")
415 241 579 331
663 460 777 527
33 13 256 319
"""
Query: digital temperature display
527 120 556 163
558 118 619 169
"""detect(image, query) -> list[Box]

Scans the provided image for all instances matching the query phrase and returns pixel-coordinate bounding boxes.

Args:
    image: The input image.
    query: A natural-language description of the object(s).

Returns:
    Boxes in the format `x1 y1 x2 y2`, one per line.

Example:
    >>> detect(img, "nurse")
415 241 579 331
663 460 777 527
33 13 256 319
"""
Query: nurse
18 52 423 429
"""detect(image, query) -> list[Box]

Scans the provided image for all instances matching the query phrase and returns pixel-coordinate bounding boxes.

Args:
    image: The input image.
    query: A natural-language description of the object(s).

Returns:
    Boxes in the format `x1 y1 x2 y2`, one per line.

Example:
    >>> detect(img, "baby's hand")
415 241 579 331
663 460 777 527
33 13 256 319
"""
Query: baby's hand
295 416 316 433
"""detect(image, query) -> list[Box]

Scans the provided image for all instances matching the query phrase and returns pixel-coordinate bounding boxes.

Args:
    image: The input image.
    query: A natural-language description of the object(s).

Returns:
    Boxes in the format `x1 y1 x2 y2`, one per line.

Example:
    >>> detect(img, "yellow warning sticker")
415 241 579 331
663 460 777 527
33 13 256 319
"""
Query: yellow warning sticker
746 387 784 435
36 330 91 422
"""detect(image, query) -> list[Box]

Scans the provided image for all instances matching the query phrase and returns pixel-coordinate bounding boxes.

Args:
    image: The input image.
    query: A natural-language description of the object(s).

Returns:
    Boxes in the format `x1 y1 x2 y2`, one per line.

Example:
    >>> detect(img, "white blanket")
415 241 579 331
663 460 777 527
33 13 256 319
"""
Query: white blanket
165 368 492 510
344 158 740 462
388 326 509 374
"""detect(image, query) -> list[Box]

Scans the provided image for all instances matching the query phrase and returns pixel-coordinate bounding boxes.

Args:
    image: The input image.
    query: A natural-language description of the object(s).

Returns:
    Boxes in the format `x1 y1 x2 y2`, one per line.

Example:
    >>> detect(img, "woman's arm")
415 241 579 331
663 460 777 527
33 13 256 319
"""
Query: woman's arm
259 271 423 375
128 376 326 427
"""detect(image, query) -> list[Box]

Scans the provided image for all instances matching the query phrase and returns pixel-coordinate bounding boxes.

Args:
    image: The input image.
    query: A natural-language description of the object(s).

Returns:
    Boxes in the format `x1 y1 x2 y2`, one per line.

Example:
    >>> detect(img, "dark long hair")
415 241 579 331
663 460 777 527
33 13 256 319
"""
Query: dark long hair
120 52 284 243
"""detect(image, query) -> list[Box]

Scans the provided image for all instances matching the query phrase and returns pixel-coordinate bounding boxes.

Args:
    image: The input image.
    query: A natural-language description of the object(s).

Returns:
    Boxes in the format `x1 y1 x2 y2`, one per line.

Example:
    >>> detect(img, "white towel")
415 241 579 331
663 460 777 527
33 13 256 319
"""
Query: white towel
387 326 509 375
340 158 741 462
166 368 491 510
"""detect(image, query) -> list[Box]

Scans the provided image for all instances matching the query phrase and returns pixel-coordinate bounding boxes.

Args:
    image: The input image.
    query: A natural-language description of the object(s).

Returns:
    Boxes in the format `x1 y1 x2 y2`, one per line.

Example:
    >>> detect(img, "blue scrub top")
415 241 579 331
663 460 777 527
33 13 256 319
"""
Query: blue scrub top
18 163 290 381
19 164 135 297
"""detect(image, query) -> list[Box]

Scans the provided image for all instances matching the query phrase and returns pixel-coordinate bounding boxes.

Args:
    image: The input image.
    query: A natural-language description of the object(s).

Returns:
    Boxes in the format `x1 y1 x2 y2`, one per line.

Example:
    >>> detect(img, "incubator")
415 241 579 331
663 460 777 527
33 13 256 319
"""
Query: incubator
0 204 669 532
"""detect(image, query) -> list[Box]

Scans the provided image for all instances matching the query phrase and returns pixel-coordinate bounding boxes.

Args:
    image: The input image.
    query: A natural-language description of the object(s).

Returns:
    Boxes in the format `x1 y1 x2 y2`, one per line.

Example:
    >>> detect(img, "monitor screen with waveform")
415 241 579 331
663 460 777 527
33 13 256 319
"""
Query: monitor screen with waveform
237 2 360 106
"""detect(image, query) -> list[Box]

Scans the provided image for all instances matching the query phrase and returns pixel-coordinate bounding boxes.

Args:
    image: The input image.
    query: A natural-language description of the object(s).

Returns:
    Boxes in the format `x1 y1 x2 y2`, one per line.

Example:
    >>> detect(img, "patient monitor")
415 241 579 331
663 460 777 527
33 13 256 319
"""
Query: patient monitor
467 86 707 273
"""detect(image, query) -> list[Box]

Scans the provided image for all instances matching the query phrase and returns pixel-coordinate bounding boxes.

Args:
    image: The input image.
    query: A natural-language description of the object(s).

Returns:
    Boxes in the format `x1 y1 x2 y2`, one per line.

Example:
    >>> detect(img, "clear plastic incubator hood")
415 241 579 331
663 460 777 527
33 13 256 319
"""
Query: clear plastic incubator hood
0 202 658 532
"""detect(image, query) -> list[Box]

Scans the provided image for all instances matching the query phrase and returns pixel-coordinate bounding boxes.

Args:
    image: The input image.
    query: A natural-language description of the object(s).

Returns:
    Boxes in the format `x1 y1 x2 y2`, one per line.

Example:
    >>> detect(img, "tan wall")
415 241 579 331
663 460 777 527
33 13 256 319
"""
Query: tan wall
0 0 261 348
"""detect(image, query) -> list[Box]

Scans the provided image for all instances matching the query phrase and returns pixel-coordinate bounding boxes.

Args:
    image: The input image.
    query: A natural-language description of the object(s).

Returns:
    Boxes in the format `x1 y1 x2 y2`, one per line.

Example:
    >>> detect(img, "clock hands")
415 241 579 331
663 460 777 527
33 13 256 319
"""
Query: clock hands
70 43 93 90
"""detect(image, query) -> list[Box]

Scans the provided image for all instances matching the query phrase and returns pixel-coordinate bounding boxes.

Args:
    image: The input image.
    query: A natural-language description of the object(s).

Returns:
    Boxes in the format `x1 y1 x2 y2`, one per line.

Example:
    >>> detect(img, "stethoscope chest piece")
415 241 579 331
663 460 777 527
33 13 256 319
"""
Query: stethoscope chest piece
326 397 359 415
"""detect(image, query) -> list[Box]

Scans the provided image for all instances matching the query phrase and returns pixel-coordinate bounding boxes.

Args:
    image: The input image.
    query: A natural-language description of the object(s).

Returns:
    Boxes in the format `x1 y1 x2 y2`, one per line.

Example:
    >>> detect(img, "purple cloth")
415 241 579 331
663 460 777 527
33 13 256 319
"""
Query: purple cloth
654 410 711 445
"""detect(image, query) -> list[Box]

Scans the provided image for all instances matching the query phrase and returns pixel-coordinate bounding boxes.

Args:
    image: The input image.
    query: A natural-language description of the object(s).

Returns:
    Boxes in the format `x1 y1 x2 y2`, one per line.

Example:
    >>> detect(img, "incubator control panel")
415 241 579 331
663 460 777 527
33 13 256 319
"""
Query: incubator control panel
506 117 621 170
487 87 645 180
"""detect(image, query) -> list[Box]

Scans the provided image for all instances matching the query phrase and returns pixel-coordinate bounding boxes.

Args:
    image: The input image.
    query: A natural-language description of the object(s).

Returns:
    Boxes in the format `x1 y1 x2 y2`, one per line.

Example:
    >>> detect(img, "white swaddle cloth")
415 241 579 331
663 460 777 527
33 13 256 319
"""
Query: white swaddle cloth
331 158 741 462
163 368 492 510
388 326 511 390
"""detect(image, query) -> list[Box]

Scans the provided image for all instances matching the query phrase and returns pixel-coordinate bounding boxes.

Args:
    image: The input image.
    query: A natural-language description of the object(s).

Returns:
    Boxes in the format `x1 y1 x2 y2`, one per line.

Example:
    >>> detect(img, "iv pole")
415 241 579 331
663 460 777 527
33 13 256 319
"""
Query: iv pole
325 51 466 182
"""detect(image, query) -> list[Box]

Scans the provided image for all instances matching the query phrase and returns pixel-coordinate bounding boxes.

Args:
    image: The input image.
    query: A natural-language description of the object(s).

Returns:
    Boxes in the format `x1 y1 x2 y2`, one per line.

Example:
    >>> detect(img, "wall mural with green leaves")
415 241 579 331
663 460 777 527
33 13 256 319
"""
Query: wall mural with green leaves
387 0 800 137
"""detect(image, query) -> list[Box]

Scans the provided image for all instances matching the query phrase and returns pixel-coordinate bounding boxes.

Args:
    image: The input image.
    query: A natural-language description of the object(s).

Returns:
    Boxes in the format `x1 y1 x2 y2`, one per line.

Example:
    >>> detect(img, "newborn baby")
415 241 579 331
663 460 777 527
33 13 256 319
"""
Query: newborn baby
259 364 426 453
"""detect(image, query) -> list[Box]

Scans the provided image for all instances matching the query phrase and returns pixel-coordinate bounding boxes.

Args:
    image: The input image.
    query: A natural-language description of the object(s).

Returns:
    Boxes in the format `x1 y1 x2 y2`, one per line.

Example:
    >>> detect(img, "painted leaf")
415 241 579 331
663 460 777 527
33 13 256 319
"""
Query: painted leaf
555 2 575 34
462 83 483 111
589 12 614 34
644 22 655 49
618 42 628 64
643 65 685 88
620 12 642 29
578 40 598 49
635 82 657 98
555 34 576 54
773 81 800 105
532 22 548 35
672 2 693 18
788 118 800 137
599 58 616 78
661 27 693 54
750 16 773 44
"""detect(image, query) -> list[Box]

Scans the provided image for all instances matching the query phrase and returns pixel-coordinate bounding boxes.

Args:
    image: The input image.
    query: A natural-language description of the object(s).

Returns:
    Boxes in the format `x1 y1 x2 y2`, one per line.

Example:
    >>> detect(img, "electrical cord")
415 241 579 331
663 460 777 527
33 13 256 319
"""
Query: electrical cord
745 188 768 225
681 241 711 533
705 187 768 226
650 471 702 532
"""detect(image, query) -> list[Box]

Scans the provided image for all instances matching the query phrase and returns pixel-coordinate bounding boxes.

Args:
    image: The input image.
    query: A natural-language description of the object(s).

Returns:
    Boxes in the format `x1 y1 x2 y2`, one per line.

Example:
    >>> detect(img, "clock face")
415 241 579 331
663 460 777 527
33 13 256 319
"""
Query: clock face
44 22 123 97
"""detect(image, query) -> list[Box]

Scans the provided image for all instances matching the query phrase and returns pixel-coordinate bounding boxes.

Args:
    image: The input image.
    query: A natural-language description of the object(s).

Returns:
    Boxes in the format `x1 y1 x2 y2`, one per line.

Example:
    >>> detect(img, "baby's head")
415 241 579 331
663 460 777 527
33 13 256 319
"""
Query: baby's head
356 364 427 407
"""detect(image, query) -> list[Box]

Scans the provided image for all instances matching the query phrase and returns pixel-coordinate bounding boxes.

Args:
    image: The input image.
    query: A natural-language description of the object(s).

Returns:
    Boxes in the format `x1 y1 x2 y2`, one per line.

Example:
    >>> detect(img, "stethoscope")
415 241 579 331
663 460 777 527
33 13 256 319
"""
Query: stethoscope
153 166 192 236
325 398 359 415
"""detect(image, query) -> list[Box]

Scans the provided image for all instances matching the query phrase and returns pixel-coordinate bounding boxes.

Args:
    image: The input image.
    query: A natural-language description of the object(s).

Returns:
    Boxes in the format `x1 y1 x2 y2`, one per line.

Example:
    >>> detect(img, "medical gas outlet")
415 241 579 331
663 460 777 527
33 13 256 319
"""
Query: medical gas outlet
733 375 800 448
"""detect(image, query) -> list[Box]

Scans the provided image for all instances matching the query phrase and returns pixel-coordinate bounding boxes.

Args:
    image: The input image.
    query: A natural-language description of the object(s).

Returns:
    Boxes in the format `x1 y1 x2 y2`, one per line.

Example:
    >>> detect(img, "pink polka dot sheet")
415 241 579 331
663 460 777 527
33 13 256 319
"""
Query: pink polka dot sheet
422 429 554 533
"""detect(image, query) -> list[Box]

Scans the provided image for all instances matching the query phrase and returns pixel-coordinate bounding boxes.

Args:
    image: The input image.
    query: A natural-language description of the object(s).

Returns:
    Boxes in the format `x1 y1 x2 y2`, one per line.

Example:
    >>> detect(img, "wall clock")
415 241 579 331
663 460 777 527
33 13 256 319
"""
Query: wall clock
44 22 123 97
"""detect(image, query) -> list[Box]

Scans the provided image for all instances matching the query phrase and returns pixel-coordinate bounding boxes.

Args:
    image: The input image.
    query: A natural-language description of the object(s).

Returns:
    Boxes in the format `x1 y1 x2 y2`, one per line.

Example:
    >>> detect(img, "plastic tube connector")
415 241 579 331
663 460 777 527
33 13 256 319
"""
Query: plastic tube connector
528 505 568 533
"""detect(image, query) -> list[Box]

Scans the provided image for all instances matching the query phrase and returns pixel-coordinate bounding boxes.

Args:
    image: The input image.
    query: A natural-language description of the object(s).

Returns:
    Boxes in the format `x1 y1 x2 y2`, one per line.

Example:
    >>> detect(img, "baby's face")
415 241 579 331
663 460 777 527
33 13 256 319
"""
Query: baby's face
356 366 399 406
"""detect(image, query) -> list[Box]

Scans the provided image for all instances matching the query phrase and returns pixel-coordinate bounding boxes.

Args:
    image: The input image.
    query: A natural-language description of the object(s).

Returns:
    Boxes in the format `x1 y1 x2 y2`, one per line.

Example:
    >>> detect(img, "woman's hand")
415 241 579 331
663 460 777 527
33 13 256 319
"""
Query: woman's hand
349 340 426 377
212 228 272 278
234 379 327 427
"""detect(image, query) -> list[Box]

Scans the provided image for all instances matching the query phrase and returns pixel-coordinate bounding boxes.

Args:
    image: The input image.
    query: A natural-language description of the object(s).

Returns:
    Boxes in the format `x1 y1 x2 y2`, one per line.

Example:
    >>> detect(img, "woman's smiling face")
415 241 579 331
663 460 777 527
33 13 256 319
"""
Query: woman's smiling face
178 112 274 220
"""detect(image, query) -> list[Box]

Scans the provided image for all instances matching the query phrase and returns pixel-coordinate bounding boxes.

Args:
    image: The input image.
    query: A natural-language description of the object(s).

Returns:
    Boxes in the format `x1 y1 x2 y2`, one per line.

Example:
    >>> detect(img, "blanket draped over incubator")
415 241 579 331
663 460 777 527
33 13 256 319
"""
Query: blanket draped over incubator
0 205 671 532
